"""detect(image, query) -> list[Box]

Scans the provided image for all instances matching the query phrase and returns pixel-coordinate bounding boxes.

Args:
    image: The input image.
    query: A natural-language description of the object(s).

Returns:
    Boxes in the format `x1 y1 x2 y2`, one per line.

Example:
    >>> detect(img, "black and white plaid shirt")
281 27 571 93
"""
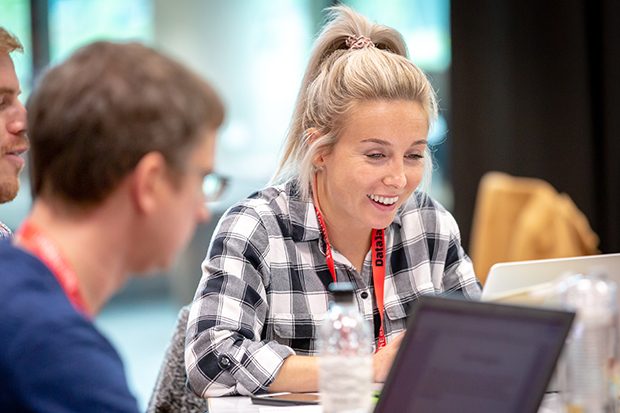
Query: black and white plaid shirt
185 181 481 397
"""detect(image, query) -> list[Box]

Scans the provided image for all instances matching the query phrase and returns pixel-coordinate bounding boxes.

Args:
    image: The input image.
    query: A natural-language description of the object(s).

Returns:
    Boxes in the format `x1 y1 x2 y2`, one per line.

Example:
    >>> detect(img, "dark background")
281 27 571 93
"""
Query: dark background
450 0 619 253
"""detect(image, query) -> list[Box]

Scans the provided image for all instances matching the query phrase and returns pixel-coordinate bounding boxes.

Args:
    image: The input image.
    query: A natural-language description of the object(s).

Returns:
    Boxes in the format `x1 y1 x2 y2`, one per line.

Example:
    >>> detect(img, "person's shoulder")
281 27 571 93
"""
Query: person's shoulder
0 244 93 349
1 274 121 376
215 181 312 241
237 182 296 211
223 181 304 223
400 191 449 215
0 242 52 291
397 192 461 235
1 298 138 413
0 278 118 398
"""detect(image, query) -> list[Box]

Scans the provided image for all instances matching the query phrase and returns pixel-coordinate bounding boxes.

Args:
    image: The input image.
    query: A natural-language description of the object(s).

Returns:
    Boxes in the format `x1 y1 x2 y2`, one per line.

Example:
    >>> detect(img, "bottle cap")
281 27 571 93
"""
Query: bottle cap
329 282 355 304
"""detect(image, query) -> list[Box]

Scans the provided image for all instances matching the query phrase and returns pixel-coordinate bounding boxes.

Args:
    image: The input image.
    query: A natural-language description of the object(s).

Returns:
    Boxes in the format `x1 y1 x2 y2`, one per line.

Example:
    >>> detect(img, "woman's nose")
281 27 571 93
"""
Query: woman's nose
382 161 407 189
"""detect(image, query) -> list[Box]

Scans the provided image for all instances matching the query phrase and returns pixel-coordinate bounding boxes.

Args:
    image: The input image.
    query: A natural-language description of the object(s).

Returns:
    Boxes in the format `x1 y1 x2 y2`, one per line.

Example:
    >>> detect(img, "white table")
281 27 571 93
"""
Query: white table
208 393 564 413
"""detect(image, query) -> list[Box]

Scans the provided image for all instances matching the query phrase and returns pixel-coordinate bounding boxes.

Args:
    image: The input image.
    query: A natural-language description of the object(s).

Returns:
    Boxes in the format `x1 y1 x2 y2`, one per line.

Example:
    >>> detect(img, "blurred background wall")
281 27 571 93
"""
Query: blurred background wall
451 0 619 256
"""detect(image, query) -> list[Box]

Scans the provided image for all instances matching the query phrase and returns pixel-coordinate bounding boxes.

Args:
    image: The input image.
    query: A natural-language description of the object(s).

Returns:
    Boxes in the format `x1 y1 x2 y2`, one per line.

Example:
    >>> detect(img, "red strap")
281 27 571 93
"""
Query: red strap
16 220 91 318
371 228 387 351
314 206 337 283
313 204 387 351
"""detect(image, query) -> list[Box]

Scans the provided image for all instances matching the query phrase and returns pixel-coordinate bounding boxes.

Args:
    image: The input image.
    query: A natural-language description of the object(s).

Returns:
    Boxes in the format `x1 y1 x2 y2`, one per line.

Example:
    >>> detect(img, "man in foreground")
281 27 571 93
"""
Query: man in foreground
0 41 225 412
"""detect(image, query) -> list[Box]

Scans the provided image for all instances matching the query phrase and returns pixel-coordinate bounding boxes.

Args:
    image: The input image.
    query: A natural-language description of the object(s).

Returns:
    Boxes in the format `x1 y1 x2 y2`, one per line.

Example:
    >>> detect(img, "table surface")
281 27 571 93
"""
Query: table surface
208 396 320 413
208 393 564 413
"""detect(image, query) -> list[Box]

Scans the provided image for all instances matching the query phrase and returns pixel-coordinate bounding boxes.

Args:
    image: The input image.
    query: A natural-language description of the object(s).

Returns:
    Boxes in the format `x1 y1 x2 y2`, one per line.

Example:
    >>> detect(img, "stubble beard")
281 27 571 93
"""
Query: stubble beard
0 172 20 204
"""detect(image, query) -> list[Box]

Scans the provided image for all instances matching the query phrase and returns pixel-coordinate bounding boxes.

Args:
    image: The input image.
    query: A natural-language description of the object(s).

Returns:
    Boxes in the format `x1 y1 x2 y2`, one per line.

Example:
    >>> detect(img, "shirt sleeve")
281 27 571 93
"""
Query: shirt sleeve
185 205 295 397
439 207 482 300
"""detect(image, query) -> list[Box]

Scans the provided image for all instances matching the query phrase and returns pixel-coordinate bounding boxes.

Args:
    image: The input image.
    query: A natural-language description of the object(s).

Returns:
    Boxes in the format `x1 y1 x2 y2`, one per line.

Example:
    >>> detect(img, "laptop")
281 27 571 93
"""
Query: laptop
374 296 574 413
482 253 620 301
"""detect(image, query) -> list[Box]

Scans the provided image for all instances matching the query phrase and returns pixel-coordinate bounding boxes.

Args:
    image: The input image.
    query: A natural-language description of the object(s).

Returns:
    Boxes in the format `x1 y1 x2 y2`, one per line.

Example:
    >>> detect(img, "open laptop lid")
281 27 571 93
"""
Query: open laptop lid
482 253 620 301
374 296 574 413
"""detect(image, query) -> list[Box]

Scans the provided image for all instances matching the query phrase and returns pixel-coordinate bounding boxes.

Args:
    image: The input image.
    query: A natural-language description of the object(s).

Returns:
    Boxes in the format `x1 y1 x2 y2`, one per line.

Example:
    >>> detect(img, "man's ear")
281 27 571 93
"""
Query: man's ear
129 152 168 214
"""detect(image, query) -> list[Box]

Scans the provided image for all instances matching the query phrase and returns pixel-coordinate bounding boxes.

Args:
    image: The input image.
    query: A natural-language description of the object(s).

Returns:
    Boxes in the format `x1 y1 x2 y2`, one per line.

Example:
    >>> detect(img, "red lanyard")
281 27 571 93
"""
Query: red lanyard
314 206 337 282
314 205 388 351
371 227 387 350
16 220 91 318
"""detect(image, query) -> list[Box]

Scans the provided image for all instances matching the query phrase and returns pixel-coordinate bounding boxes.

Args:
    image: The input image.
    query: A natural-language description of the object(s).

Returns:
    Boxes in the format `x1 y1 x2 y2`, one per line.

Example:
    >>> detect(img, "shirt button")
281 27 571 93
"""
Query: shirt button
218 355 232 370
360 291 369 299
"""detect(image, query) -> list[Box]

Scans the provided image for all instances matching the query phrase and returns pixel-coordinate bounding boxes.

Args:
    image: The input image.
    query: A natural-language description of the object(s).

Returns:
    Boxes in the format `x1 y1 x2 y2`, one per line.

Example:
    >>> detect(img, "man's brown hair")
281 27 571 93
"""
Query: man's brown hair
0 27 23 54
26 41 224 206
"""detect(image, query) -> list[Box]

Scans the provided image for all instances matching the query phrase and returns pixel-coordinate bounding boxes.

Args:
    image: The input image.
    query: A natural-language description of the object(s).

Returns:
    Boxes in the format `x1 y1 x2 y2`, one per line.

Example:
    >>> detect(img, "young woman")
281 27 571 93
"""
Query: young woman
185 5 481 397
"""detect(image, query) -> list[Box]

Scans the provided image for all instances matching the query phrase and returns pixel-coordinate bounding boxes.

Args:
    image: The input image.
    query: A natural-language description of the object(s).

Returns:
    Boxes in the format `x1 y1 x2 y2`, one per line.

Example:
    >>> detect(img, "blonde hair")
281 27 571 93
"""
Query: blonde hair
0 27 23 54
272 5 438 200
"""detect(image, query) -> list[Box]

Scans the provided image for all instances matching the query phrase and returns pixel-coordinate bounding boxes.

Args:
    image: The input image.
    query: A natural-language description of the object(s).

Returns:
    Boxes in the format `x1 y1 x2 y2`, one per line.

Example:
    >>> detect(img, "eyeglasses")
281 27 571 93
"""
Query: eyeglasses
202 172 229 203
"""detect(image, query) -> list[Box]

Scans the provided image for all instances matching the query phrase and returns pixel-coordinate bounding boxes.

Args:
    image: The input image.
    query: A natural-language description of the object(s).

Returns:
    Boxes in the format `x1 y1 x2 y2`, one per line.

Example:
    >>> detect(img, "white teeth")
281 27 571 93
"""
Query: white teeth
368 194 398 205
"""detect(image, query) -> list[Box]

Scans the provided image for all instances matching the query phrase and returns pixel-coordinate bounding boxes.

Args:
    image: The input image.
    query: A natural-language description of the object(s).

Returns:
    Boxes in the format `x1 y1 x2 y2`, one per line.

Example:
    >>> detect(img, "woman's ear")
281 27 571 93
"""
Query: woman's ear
306 128 327 169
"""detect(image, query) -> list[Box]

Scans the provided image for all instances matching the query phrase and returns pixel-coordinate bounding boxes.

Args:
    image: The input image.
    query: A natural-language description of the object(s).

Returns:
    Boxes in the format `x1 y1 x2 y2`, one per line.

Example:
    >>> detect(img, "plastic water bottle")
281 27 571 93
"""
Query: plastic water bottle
561 274 617 412
318 282 373 413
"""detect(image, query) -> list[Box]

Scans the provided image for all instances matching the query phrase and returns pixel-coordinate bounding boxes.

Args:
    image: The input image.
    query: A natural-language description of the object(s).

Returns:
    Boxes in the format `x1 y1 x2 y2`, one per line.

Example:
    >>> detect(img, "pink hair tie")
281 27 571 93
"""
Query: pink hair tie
345 35 374 50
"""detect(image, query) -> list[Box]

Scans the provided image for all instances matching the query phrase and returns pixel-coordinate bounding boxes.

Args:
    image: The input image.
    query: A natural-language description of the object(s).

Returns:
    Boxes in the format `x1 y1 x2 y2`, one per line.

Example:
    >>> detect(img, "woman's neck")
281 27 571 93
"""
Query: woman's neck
313 175 372 271
326 220 372 271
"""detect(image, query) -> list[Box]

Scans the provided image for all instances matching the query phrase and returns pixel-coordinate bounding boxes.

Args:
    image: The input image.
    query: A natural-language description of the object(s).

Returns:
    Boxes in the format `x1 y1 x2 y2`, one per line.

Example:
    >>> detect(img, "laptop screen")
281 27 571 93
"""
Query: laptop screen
374 297 574 413
482 253 620 301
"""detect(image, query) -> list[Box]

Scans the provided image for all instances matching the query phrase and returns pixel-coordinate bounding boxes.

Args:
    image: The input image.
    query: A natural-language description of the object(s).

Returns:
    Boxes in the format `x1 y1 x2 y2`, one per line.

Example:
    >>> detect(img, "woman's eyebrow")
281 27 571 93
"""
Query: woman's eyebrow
360 138 428 146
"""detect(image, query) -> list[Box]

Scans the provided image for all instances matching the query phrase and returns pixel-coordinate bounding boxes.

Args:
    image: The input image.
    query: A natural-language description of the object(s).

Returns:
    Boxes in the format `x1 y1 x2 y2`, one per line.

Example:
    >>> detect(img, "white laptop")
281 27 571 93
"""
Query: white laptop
482 253 620 301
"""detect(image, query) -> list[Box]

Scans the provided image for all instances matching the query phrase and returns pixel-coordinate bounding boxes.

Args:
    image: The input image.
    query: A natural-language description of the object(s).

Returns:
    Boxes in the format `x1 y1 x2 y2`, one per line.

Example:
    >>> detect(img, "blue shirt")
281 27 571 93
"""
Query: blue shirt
0 241 140 413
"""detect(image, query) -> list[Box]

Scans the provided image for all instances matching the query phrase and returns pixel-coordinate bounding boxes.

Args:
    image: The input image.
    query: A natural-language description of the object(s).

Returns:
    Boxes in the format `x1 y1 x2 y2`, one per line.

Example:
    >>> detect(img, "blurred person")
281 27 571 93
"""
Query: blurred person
185 5 481 397
0 27 28 238
0 41 226 412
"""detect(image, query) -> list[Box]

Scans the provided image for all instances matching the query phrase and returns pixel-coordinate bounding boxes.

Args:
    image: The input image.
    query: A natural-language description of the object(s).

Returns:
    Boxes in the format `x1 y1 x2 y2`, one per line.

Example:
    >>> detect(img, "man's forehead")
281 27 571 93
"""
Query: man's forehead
193 129 217 156
0 53 19 93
